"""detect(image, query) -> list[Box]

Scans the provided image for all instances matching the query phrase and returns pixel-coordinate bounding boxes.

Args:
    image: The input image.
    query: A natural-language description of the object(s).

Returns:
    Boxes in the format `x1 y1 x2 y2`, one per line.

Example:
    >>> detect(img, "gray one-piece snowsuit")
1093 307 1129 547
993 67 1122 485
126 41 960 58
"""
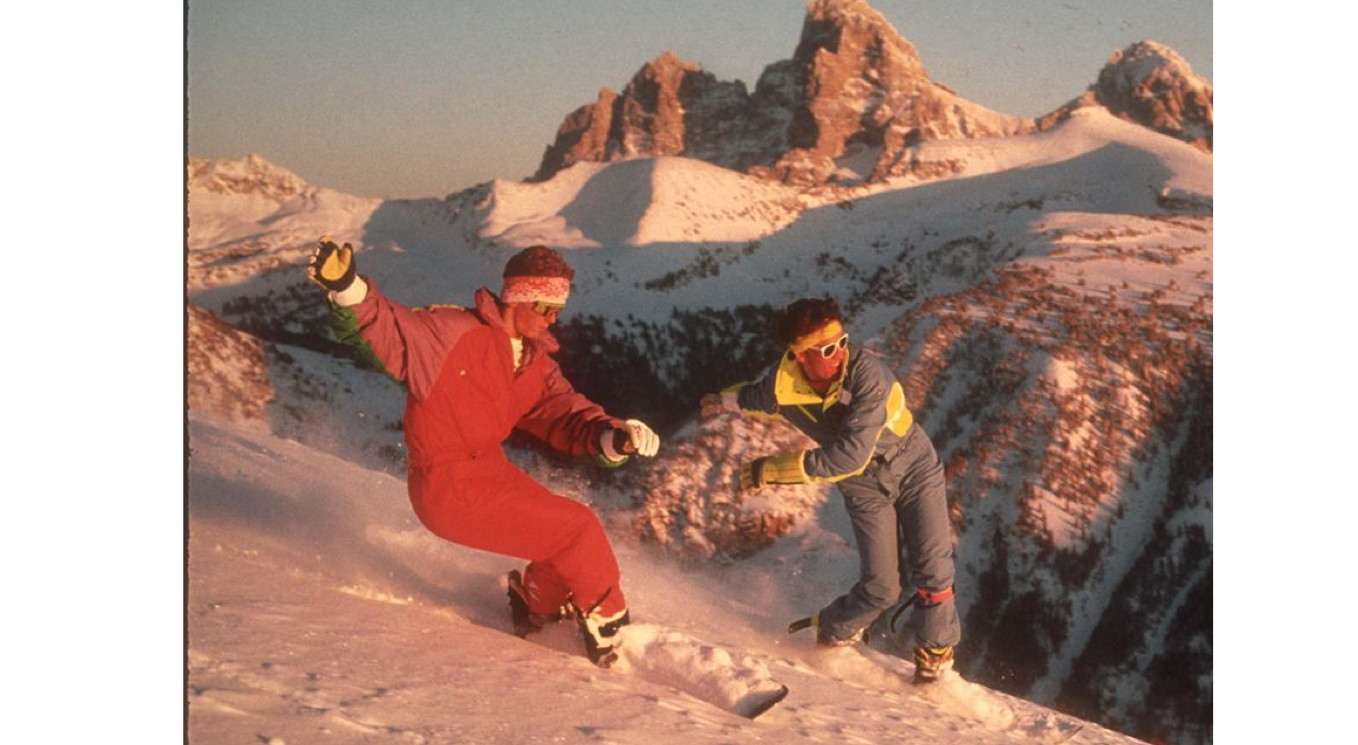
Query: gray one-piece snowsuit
731 348 960 649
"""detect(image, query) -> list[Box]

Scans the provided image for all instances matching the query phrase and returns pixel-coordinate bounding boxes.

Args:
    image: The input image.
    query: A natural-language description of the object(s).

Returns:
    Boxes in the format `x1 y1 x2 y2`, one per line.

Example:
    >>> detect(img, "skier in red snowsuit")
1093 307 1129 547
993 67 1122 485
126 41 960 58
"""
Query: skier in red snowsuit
306 239 659 664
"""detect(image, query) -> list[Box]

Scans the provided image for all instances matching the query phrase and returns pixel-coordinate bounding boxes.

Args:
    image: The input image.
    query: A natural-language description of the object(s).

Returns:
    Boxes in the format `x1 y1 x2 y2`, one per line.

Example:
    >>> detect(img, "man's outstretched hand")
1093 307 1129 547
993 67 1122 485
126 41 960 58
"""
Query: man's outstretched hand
307 237 357 292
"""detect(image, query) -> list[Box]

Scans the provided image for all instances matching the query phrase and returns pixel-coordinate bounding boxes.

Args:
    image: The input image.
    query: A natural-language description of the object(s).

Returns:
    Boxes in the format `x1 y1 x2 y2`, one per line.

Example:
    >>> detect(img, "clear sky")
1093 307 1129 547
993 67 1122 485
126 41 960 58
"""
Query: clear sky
187 0 1212 199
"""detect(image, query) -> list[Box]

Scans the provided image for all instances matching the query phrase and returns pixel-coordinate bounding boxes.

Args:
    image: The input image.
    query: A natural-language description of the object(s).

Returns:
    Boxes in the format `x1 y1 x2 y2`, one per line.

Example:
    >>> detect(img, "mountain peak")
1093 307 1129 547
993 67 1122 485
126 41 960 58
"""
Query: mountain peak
766 0 1030 183
1041 40 1212 152
643 49 700 73
188 153 314 200
1104 40 1197 84
794 0 925 75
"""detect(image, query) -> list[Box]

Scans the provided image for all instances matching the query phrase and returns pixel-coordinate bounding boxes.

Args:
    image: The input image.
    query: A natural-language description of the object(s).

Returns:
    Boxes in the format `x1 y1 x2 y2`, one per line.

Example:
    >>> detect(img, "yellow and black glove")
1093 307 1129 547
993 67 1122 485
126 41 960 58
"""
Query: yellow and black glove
739 457 769 495
738 453 808 495
306 237 357 292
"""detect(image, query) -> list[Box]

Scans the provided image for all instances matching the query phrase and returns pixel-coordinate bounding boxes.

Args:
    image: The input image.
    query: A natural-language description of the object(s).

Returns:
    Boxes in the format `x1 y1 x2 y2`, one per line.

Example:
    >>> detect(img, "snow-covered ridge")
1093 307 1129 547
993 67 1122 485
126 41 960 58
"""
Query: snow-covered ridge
186 106 1208 301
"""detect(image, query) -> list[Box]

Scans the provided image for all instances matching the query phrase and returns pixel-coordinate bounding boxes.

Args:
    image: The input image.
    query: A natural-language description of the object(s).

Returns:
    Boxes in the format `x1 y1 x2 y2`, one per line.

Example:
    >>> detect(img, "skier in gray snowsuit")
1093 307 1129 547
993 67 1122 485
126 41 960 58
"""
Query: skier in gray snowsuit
700 296 960 682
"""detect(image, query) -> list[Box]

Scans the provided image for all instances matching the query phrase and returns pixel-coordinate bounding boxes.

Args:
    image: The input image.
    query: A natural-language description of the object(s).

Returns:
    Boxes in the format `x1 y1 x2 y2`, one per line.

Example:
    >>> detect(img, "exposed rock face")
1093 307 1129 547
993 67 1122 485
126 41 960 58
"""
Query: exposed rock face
533 0 1026 185
533 51 793 181
532 89 622 184
768 0 1026 184
1040 41 1213 152
187 304 275 423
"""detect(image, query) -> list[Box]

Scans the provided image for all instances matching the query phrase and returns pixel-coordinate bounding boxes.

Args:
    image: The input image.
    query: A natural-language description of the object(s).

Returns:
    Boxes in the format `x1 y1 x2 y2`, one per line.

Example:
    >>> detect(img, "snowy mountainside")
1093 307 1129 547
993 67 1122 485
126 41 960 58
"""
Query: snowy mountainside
189 413 1140 745
187 105 1211 744
188 156 383 291
883 228 1211 739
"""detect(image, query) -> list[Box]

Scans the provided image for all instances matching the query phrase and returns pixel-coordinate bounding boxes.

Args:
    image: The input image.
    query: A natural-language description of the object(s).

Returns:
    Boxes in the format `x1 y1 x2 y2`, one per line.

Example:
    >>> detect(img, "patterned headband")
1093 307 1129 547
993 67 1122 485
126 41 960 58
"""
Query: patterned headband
502 275 571 305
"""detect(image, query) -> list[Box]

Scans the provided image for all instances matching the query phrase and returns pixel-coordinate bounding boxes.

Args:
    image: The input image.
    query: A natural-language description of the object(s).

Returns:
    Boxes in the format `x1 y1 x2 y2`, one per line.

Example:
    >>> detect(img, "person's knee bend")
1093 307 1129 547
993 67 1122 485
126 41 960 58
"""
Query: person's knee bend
561 499 606 537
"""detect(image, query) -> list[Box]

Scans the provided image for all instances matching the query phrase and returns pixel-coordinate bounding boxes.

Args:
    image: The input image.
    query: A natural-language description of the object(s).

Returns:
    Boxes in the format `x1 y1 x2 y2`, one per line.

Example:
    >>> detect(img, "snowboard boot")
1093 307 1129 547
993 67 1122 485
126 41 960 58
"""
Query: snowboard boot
575 606 631 668
806 614 863 648
816 626 864 648
506 570 563 638
912 645 954 684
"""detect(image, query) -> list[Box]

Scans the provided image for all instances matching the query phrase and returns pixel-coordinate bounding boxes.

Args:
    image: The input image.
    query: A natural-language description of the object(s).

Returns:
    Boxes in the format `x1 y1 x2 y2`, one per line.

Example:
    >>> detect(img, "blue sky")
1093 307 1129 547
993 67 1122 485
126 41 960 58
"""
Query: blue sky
188 0 1212 199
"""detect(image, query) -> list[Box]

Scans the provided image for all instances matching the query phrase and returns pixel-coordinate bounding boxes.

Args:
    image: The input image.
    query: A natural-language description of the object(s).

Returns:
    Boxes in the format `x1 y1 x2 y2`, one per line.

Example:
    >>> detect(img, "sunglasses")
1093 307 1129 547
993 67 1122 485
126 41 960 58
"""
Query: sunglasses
531 301 565 319
809 333 848 359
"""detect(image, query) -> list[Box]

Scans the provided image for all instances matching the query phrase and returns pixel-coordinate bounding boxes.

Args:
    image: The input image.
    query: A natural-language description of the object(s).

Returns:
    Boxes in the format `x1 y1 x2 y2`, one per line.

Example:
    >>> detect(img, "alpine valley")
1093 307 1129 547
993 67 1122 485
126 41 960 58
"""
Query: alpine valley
186 1 1211 743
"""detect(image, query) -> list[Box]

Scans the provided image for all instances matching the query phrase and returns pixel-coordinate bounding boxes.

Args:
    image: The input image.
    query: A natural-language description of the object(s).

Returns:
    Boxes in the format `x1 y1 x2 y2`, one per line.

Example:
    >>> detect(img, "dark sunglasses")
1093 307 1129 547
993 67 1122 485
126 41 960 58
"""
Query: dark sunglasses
811 333 848 359
531 301 565 319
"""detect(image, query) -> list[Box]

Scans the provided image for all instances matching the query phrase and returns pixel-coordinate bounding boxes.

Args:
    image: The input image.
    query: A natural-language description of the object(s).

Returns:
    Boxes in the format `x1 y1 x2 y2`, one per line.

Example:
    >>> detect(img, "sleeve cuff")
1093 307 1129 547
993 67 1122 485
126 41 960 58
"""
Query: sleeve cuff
329 276 369 307
720 390 739 412
599 427 628 464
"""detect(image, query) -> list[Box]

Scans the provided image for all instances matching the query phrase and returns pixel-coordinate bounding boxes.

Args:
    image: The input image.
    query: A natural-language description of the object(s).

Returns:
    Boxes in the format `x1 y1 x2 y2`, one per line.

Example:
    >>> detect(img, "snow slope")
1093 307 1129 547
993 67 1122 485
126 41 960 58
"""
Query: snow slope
188 413 1139 745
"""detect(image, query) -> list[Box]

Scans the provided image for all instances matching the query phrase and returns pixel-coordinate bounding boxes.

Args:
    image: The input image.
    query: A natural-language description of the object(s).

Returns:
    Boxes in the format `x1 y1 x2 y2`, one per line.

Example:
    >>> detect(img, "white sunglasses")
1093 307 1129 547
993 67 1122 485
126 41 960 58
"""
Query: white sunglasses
809 333 848 359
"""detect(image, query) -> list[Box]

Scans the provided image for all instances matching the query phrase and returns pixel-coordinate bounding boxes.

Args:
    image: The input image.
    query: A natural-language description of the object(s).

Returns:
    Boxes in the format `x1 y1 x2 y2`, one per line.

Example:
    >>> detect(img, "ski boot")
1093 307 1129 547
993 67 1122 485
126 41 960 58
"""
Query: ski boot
506 570 563 638
912 645 954 684
574 605 631 668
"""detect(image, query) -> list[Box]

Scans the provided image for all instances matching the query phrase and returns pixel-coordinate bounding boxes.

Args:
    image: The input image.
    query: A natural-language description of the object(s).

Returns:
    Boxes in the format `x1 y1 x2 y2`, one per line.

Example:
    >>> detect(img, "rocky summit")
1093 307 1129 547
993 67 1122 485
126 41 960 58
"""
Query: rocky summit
1040 40 1213 152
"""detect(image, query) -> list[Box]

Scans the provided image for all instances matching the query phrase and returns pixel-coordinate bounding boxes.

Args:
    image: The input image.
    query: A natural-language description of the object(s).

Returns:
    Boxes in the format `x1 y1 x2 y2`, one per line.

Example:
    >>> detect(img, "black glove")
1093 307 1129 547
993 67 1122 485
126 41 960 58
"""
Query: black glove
306 237 357 292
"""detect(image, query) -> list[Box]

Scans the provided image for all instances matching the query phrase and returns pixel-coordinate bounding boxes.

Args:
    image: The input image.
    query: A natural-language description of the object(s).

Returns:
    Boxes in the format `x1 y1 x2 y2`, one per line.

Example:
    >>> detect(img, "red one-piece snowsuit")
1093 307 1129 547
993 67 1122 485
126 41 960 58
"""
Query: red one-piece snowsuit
343 277 628 618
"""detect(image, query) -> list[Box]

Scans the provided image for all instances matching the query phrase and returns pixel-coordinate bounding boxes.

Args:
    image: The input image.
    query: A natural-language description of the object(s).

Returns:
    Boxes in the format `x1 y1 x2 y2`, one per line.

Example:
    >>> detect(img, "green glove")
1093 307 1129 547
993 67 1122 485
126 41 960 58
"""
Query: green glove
307 237 357 292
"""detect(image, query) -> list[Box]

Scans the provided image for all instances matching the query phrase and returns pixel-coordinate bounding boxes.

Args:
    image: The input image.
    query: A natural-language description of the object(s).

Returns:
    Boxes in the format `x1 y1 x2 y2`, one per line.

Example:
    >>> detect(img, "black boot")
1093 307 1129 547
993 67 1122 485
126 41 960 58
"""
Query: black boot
506 570 562 638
